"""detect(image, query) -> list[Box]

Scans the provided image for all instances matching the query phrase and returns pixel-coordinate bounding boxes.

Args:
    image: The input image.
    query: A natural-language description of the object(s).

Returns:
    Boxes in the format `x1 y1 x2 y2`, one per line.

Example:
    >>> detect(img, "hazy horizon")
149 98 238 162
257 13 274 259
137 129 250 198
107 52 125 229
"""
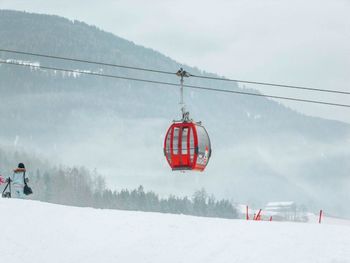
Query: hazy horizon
0 7 349 218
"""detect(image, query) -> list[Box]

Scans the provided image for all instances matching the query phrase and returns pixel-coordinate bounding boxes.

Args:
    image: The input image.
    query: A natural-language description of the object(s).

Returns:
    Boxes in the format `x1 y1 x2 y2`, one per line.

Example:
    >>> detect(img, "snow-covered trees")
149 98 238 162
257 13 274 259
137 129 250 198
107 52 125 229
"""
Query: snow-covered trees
26 168 238 219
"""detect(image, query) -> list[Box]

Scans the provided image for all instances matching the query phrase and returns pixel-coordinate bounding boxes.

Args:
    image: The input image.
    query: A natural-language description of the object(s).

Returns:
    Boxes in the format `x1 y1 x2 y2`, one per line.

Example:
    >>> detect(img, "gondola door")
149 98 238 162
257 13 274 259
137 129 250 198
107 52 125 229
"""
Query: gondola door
171 125 191 169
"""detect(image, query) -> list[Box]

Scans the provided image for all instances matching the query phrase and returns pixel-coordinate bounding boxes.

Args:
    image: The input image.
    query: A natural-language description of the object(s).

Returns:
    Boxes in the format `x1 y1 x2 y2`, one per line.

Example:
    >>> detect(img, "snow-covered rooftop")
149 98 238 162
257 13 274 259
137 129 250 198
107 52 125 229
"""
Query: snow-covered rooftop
266 201 295 207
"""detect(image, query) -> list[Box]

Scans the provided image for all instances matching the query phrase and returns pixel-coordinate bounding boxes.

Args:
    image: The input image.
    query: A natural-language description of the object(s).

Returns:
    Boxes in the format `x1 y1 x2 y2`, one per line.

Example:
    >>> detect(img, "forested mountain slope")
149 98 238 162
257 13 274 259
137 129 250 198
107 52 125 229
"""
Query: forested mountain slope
0 10 349 217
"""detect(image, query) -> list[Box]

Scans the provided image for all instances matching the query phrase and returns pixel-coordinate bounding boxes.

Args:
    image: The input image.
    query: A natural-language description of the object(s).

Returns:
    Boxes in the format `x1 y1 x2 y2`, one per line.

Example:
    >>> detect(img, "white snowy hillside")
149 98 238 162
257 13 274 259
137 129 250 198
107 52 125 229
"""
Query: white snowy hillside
1 199 349 263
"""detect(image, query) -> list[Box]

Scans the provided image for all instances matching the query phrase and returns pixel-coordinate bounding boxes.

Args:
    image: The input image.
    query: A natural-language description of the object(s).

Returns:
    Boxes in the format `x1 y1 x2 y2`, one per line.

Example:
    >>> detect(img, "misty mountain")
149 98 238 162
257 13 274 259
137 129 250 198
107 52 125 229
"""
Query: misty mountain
0 10 349 217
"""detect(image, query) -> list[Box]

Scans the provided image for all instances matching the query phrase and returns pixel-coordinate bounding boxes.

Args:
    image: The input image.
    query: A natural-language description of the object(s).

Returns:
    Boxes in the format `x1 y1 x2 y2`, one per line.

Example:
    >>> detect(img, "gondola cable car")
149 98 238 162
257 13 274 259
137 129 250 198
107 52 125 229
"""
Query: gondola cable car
163 68 212 172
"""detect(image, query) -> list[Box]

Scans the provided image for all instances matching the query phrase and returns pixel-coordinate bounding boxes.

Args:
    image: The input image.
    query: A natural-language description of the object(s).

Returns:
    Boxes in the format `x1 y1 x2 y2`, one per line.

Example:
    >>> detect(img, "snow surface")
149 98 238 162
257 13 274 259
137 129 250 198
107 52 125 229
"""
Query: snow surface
0 199 349 263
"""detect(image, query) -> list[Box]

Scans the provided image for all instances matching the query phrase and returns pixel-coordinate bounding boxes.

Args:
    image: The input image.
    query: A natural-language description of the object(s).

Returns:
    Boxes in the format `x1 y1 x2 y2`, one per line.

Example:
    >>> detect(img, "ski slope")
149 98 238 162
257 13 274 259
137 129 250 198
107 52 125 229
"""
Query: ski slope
0 199 349 263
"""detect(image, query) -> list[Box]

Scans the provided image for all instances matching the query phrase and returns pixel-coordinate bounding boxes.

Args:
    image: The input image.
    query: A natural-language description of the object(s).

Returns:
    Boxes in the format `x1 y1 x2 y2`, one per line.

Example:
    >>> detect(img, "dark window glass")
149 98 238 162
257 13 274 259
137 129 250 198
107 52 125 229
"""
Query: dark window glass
173 127 179 154
190 127 195 162
166 129 172 162
182 128 188 154
196 126 210 165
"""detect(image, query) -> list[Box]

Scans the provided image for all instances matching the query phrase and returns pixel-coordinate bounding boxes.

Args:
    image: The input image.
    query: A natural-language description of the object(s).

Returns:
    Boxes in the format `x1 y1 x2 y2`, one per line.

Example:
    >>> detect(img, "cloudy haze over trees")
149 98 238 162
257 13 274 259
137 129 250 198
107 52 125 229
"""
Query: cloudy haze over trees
0 10 349 218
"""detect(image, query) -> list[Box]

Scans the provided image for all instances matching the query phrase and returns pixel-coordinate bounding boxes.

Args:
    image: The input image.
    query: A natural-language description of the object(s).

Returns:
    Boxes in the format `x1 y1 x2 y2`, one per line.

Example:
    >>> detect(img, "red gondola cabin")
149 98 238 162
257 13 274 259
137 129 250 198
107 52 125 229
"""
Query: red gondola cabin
164 121 211 171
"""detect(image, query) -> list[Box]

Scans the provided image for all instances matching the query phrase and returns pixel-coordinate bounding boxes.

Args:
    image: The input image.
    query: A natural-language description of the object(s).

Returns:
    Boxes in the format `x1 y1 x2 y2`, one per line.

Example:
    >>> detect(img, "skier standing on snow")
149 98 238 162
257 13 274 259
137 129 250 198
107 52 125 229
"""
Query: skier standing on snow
11 163 30 198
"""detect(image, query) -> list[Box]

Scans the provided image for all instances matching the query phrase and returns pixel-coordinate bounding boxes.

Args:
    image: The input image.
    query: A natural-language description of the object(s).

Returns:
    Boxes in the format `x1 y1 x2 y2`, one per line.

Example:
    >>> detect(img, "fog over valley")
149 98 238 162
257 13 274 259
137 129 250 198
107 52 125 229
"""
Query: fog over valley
0 10 349 218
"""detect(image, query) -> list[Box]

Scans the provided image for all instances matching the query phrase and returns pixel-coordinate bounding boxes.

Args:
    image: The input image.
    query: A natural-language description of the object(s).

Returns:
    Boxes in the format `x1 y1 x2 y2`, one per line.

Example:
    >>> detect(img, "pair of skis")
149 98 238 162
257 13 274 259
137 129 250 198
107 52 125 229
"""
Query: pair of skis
1 176 11 198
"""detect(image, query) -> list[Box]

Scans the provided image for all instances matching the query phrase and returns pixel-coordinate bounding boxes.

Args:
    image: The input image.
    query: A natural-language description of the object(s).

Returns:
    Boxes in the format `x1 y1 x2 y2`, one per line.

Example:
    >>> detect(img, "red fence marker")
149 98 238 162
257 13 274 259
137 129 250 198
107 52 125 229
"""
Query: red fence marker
255 209 262 221
246 205 249 220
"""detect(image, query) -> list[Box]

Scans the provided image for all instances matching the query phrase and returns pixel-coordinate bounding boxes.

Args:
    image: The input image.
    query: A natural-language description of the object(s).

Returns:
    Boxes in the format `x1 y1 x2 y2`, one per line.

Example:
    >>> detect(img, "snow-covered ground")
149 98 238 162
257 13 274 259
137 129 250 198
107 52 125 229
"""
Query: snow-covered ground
0 199 349 263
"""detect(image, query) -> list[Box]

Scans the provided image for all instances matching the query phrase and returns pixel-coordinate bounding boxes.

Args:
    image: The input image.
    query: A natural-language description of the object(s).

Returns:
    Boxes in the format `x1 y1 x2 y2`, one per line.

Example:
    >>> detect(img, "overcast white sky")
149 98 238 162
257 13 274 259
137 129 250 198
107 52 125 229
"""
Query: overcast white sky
1 0 350 123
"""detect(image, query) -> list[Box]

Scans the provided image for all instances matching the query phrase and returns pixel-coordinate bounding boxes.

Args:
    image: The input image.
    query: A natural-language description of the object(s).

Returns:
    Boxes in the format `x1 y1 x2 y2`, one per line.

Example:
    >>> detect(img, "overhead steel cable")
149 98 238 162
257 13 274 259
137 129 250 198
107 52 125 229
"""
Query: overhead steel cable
0 48 176 76
189 73 350 95
1 48 350 96
1 59 350 108
183 84 350 108
0 60 179 86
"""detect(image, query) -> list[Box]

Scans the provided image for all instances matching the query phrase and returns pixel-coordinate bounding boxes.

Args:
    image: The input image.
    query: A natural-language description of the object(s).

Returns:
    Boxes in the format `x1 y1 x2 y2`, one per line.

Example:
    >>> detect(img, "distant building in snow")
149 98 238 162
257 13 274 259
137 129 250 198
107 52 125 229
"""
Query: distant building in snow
264 201 298 221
